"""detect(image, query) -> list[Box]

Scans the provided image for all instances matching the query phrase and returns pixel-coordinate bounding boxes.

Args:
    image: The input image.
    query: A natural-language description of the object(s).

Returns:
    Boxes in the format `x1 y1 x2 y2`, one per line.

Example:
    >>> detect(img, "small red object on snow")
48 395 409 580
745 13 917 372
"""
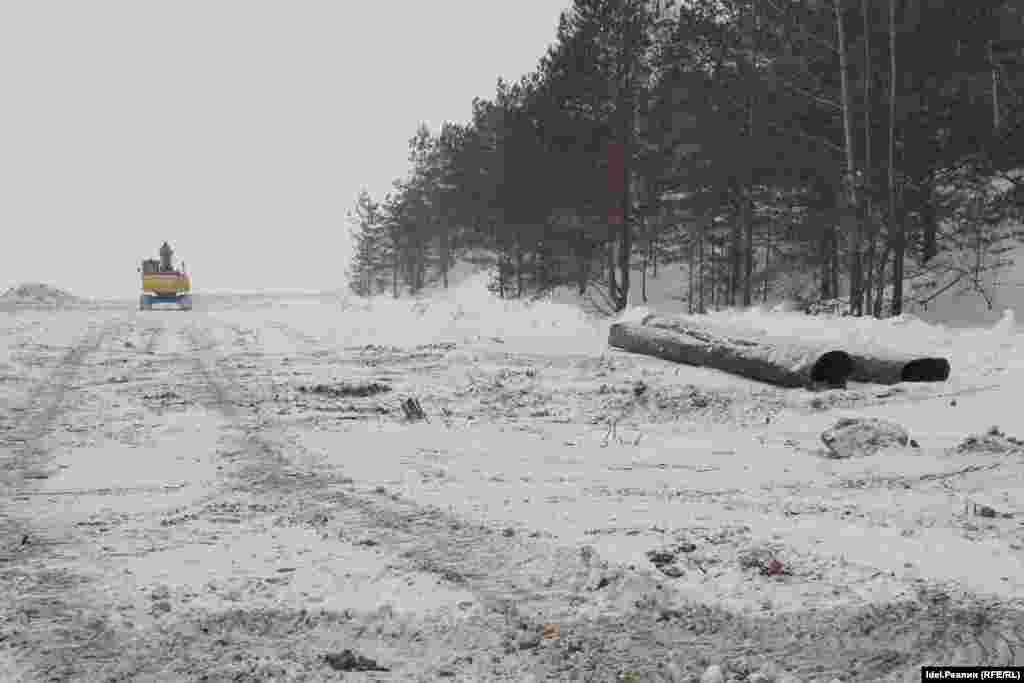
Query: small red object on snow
765 559 785 576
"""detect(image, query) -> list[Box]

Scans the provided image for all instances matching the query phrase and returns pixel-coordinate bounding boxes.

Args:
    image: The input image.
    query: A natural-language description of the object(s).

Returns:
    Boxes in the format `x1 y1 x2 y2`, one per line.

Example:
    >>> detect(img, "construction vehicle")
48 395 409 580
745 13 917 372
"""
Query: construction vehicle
139 242 192 310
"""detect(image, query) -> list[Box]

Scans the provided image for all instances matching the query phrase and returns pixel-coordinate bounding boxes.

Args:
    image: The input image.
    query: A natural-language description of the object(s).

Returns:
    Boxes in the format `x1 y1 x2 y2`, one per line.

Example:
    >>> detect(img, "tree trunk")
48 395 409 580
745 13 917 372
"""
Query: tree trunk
537 222 551 293
641 255 648 303
873 241 891 317
820 229 832 300
712 239 720 310
609 315 854 389
515 239 524 299
687 234 695 314
575 233 589 296
743 194 754 307
990 41 1001 130
607 237 618 304
651 230 658 278
743 0 758 309
440 227 449 289
921 189 937 263
611 4 635 313
698 221 706 314
830 231 840 302
731 205 743 307
861 0 875 317
417 238 427 292
641 216 649 304
392 250 399 299
762 254 769 302
863 225 875 314
889 0 903 316
836 0 862 316
616 171 632 312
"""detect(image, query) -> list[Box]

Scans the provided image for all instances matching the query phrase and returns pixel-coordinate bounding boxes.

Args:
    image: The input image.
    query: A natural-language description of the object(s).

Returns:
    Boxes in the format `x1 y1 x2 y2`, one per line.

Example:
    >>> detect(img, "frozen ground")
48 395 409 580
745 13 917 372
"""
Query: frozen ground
2 273 1024 682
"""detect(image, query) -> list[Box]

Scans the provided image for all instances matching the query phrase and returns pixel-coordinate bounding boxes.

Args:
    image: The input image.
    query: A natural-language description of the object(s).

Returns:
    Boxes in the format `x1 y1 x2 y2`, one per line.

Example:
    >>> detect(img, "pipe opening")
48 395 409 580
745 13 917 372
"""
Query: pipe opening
901 358 951 382
810 350 854 388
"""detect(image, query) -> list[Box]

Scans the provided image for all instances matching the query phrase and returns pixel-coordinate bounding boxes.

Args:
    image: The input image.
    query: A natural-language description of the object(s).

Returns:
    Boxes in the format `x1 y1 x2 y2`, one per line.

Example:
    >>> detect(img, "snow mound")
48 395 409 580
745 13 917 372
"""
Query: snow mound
322 271 608 353
0 282 83 306
992 308 1016 335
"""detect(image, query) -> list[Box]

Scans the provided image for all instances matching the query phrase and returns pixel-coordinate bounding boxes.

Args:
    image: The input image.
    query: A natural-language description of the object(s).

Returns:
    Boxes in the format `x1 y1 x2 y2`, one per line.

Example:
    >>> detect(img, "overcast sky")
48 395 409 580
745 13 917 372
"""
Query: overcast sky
0 1 569 298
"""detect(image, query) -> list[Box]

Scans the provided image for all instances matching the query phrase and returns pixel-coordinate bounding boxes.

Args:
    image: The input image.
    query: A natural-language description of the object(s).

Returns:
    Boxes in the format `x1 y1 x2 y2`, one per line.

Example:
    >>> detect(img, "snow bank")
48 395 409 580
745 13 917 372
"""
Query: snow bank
696 304 1022 379
1 282 83 307
220 264 1022 384
280 272 612 354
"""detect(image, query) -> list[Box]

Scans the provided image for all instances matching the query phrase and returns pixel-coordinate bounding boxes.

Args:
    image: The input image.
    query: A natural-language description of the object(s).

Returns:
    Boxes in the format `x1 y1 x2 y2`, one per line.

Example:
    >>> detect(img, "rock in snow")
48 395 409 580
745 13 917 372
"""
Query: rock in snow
700 664 725 683
820 416 911 458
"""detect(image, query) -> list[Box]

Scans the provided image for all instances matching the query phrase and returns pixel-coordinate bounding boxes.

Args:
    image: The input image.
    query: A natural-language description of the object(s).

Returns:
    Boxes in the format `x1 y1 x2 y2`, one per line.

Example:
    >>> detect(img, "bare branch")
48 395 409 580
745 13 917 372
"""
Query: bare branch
772 76 844 111
761 0 839 56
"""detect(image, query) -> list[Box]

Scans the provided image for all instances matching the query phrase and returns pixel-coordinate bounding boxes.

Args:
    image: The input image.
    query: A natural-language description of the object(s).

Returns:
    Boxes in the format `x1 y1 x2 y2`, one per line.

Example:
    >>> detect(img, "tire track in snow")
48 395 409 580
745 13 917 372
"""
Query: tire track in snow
0 317 149 683
160 319 615 680
163 317 1024 682
140 322 166 355
181 321 315 490
265 320 321 348
3 317 286 682
0 318 127 486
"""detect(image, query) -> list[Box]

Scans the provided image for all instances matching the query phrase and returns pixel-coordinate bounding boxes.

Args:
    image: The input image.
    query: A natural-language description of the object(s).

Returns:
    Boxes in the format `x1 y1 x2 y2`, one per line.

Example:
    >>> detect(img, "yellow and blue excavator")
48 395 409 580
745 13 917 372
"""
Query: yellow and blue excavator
139 242 192 311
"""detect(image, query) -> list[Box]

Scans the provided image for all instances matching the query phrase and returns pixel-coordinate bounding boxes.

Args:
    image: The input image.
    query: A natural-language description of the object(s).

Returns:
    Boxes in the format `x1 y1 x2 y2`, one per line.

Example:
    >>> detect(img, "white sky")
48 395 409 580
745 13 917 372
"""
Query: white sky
0 1 569 298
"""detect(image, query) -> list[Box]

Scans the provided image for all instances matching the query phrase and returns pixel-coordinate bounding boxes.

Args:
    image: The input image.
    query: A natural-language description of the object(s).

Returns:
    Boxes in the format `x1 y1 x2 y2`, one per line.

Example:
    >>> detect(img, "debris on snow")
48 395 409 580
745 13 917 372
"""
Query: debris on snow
956 426 1024 455
321 649 390 672
298 381 391 398
143 389 186 406
737 547 791 577
646 549 678 568
820 417 911 458
401 396 428 421
803 297 853 317
974 504 999 518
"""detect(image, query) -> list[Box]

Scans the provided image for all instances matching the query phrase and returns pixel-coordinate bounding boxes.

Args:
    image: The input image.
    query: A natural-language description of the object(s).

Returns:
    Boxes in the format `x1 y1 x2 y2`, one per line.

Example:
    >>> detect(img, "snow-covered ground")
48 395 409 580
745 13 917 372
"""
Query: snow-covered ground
2 272 1024 682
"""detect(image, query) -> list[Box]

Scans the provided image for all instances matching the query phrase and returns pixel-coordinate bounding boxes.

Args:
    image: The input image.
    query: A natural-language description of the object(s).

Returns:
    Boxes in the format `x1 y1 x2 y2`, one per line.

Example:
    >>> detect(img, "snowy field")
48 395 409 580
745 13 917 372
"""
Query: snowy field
2 275 1024 682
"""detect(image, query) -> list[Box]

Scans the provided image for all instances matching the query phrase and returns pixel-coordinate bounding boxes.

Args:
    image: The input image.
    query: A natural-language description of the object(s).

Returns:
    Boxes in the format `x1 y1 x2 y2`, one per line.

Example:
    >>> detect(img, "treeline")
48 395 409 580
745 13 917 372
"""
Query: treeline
347 0 1024 317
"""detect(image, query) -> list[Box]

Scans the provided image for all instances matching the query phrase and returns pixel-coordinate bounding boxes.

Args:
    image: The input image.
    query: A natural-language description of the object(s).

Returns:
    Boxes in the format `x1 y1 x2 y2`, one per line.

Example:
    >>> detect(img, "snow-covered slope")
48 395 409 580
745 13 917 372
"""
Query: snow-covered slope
0 282 83 307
